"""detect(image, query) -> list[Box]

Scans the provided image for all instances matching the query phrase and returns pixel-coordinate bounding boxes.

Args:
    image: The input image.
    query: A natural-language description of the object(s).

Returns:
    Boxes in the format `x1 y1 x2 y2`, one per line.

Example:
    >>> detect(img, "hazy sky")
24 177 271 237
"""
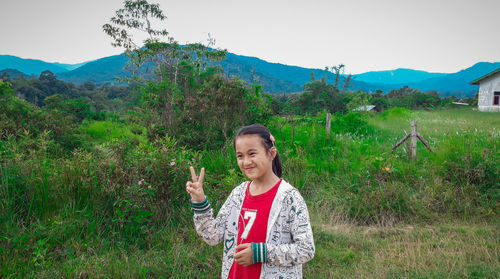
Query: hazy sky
1 0 499 74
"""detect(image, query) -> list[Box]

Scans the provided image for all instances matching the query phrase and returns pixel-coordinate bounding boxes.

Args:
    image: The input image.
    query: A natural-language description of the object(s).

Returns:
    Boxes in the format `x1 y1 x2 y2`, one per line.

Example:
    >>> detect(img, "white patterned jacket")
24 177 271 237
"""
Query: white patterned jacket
191 180 315 279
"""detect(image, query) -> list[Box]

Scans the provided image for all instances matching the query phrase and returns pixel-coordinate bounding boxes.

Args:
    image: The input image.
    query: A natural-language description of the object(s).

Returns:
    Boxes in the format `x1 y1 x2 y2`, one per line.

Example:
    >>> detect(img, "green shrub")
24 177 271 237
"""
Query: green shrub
331 113 376 137
379 107 412 120
139 67 271 150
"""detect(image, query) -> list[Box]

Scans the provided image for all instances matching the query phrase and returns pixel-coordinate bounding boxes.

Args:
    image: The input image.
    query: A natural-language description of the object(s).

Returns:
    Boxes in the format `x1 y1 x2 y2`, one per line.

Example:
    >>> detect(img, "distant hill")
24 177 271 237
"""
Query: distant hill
57 54 130 85
1 53 498 97
403 62 500 97
0 52 378 93
52 61 90 71
220 52 375 93
0 68 30 79
354 68 447 84
0 55 69 74
56 52 492 97
350 64 500 97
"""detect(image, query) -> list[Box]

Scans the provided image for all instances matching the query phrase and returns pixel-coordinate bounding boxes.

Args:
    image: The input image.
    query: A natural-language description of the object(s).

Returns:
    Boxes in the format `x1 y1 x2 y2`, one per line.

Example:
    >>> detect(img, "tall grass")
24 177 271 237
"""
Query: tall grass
1 107 498 277
265 108 498 225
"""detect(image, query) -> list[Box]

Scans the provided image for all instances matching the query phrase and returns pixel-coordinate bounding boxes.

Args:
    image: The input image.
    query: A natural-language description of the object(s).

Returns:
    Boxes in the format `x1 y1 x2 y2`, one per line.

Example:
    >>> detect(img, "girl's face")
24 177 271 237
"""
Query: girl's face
235 134 276 181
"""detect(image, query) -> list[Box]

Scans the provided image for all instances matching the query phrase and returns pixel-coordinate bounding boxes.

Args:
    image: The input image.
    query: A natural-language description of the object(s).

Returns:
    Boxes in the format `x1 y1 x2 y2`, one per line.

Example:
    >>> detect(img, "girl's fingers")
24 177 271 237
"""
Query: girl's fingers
187 167 205 196
189 167 197 183
186 182 197 194
198 168 205 185
233 251 250 266
235 243 250 250
234 251 242 261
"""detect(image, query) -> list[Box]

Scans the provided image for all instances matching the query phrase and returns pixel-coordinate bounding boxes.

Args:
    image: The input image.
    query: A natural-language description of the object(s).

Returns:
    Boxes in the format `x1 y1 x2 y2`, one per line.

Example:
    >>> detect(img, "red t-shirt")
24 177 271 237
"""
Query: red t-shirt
228 179 282 279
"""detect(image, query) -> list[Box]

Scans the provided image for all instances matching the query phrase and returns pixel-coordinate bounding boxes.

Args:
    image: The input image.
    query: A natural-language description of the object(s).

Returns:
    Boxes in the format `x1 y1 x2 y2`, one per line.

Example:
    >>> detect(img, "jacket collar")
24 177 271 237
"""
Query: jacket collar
266 179 293 240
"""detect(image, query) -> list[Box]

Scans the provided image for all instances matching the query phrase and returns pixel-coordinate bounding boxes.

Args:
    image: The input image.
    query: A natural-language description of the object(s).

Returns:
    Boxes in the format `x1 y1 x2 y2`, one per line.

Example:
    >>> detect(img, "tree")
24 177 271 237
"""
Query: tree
342 74 353 90
102 0 169 50
373 89 384 98
103 0 226 84
39 70 57 85
287 80 347 115
81 81 97 91
346 91 371 112
371 97 388 111
386 87 441 109
331 64 345 89
103 0 269 148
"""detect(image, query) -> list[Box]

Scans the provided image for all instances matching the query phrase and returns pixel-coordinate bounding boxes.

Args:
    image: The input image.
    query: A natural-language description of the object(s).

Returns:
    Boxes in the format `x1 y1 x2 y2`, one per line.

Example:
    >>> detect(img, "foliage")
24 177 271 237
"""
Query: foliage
102 0 169 50
0 80 42 140
1 81 102 156
136 66 271 148
0 131 197 240
346 91 371 112
331 113 375 136
266 110 498 224
385 86 441 109
378 107 412 120
2 77 499 278
285 80 348 115
434 131 499 213
5 72 137 112
103 0 270 149
277 82 453 115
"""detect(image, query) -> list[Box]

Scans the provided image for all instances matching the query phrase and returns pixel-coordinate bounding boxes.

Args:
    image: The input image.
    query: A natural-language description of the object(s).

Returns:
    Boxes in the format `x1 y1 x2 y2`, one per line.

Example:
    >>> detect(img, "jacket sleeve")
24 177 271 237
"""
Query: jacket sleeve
191 189 236 246
265 190 315 266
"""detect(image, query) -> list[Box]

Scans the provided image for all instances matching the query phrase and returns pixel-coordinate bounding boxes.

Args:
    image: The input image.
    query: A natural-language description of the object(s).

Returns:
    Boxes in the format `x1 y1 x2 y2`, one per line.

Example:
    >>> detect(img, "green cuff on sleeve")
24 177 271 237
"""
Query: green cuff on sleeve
251 242 267 263
189 196 211 213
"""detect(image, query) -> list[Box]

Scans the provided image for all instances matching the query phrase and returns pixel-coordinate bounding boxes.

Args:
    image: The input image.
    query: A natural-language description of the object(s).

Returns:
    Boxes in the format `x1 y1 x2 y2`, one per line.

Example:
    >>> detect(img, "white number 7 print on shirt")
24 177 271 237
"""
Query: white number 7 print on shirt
241 210 257 239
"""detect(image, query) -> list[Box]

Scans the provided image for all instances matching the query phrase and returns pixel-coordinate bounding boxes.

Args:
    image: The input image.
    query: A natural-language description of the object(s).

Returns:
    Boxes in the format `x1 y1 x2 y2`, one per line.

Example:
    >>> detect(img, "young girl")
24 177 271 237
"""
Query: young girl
186 124 315 278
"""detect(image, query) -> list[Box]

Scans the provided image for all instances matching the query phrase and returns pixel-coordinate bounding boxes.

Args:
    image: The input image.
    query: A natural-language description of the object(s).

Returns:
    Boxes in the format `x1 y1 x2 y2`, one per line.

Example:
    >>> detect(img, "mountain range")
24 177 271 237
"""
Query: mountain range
1 53 499 98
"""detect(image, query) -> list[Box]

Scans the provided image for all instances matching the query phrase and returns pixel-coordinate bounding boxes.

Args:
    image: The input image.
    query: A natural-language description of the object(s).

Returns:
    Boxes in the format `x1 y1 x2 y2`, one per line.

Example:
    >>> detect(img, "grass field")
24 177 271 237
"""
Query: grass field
307 220 499 279
4 220 497 278
1 107 499 278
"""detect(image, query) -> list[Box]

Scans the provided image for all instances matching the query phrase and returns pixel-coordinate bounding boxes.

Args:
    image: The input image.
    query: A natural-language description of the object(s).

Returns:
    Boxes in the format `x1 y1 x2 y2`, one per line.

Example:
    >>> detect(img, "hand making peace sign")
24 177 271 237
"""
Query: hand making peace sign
186 167 205 202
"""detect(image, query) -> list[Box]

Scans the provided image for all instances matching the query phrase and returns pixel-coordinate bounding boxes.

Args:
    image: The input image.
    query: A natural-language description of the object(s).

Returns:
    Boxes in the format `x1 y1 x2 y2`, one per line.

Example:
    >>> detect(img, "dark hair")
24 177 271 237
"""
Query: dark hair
234 124 282 178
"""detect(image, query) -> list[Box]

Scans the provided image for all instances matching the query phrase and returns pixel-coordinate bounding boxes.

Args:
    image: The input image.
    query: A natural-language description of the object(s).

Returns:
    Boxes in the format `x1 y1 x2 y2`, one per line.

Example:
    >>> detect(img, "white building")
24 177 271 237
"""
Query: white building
470 68 500 112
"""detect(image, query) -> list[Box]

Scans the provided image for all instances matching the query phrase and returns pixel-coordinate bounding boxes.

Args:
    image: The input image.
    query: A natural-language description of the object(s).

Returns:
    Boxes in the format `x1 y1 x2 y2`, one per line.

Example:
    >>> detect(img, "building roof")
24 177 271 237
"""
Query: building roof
470 67 500 85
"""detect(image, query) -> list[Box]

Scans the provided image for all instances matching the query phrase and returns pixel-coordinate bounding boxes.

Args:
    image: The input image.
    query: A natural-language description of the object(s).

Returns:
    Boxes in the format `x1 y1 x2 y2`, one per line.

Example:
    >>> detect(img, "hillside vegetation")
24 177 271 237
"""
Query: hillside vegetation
3 56 499 97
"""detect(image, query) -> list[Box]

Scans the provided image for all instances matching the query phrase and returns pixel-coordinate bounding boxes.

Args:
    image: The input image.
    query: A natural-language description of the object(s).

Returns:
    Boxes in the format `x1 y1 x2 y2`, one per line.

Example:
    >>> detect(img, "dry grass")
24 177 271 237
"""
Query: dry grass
306 217 500 279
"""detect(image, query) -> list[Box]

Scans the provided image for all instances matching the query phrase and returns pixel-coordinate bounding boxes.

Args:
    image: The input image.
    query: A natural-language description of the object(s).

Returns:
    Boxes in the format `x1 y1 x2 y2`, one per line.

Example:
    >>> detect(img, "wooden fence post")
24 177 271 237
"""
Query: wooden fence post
326 113 332 135
392 120 433 159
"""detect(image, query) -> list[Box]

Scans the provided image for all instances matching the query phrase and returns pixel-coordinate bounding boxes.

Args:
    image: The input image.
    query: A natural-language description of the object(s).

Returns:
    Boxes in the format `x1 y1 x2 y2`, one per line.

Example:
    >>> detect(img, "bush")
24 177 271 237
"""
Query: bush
140 70 271 149
331 113 375 137
0 132 199 244
285 81 348 115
